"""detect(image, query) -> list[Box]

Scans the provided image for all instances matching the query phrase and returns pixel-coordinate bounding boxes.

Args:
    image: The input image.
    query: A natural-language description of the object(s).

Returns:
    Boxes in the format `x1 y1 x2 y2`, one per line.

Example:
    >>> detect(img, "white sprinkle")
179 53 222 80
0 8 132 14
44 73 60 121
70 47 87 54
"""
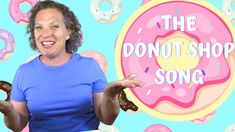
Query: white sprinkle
175 88 186 97
161 87 170 92
147 89 151 95
137 28 142 34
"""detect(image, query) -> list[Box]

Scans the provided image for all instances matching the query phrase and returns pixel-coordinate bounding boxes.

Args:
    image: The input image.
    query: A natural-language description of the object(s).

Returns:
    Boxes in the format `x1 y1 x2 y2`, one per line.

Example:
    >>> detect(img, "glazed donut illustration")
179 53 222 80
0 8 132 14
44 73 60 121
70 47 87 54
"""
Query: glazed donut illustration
81 50 108 73
0 81 12 101
9 0 39 24
115 0 235 121
90 0 122 24
222 0 235 23
225 124 235 132
0 29 15 61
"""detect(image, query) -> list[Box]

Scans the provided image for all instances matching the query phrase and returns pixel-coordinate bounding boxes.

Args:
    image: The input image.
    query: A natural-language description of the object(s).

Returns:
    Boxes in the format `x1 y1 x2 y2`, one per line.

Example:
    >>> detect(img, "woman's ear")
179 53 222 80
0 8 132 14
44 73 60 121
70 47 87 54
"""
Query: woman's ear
66 30 71 40
66 35 70 40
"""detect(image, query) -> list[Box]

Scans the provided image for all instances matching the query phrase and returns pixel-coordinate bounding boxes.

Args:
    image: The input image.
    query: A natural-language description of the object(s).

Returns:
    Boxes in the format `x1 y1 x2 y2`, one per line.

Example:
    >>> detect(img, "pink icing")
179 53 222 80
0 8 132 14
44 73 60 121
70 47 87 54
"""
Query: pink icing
0 29 15 60
144 124 172 132
121 1 232 108
9 0 39 24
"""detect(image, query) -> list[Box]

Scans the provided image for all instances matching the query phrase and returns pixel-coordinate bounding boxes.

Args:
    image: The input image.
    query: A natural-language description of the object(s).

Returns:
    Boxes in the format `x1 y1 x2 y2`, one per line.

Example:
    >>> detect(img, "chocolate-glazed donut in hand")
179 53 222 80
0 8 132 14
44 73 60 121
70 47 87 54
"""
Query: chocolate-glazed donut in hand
0 81 12 101
118 90 138 111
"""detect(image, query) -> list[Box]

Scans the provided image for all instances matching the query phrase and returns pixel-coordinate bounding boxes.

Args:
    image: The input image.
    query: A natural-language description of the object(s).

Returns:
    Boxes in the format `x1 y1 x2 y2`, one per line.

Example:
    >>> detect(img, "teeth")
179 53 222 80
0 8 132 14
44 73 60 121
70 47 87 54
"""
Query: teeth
42 41 55 45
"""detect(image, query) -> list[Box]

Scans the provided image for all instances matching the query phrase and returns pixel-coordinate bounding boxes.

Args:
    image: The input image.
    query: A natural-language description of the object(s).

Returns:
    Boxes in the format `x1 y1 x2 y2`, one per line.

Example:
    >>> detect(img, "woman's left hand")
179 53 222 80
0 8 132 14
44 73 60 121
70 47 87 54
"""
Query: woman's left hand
104 74 144 99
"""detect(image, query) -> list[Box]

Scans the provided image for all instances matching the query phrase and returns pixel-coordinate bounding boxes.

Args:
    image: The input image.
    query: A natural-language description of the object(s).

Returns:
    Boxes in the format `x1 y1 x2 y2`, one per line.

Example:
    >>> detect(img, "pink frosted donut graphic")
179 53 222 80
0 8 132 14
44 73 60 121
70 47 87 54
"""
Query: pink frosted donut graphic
81 50 108 73
191 110 216 124
9 0 39 24
142 0 208 5
0 29 15 61
144 124 172 132
115 0 235 121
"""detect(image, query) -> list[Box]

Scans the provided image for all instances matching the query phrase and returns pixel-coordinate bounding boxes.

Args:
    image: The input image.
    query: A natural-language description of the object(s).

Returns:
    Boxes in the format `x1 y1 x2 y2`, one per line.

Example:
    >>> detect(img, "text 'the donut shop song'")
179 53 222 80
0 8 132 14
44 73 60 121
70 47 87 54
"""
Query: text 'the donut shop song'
122 15 235 85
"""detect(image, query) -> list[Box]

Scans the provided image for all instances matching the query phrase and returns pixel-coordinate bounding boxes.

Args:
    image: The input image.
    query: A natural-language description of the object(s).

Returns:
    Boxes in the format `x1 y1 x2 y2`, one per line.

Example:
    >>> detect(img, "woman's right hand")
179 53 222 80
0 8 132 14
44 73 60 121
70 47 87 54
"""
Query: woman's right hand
0 100 20 131
1 99 29 132
0 100 14 116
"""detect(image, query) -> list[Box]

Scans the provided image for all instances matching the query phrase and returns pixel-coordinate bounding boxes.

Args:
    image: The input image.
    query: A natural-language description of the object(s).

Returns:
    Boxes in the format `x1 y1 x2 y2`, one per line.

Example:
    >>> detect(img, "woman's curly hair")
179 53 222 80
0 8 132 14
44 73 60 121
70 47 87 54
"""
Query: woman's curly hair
27 0 82 52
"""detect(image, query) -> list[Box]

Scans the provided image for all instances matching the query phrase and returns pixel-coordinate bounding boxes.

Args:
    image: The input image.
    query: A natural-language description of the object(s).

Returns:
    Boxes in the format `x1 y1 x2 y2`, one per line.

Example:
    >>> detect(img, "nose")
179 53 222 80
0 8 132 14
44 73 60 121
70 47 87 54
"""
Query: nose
41 27 52 38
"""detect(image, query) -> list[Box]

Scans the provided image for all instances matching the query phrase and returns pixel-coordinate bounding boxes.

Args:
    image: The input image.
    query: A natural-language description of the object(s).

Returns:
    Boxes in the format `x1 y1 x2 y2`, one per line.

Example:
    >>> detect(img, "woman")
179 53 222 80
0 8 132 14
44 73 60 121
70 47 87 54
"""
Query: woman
0 0 143 131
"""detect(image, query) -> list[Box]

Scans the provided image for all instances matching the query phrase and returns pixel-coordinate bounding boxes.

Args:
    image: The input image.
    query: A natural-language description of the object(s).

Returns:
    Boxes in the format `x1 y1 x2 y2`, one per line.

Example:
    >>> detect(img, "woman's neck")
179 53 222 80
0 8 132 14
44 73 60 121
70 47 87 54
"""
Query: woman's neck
40 52 72 66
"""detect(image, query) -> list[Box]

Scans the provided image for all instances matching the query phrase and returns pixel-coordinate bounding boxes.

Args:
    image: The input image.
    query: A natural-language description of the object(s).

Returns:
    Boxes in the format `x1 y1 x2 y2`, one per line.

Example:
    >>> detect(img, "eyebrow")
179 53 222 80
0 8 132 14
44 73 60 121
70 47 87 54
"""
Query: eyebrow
35 20 61 26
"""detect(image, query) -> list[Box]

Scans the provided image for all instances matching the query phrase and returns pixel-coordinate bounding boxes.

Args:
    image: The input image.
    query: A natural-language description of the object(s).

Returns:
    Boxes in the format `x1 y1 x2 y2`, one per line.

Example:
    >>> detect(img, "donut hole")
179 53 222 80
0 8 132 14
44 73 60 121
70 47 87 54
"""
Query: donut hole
157 38 200 71
99 1 112 12
0 39 4 50
20 1 31 13
0 89 7 101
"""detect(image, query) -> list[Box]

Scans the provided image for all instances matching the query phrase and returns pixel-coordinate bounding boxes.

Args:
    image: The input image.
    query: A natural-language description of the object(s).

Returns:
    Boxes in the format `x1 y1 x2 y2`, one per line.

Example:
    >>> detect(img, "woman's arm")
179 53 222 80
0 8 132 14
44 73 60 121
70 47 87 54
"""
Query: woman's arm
93 92 119 125
93 74 143 125
0 100 29 132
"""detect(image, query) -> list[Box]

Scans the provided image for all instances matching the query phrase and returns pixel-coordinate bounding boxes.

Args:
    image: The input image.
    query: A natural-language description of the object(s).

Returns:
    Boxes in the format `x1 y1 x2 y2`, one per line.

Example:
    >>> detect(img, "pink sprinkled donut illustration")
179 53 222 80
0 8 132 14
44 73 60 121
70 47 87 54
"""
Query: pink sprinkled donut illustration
0 29 15 61
144 124 172 132
115 0 235 121
142 0 207 5
9 0 39 24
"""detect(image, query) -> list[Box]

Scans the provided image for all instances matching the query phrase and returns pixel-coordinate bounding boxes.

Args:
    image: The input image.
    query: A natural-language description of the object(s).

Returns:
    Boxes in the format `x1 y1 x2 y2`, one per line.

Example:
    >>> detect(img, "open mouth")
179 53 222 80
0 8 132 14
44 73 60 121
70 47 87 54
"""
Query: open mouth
41 41 55 49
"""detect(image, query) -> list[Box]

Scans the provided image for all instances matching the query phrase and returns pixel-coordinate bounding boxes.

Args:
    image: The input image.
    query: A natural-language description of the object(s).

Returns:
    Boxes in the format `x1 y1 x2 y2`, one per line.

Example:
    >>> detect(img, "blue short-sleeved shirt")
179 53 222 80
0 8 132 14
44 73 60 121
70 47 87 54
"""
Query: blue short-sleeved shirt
11 53 108 132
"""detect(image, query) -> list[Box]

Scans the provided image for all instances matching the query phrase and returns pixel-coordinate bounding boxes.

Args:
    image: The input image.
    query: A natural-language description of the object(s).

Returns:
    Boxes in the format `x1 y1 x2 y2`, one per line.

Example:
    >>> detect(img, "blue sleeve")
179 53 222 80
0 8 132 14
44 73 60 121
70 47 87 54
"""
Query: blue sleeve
91 59 108 93
10 65 26 102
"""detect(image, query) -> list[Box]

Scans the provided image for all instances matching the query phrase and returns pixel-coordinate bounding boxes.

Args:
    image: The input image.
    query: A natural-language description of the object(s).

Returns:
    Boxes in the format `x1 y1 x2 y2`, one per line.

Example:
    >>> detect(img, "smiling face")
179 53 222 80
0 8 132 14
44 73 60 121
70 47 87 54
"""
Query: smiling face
34 8 71 59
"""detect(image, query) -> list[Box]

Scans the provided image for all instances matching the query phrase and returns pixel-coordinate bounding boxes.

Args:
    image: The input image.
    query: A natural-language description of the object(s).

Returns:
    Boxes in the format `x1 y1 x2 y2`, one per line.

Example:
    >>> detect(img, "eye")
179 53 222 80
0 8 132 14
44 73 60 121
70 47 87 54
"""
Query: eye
34 25 42 30
51 25 59 30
